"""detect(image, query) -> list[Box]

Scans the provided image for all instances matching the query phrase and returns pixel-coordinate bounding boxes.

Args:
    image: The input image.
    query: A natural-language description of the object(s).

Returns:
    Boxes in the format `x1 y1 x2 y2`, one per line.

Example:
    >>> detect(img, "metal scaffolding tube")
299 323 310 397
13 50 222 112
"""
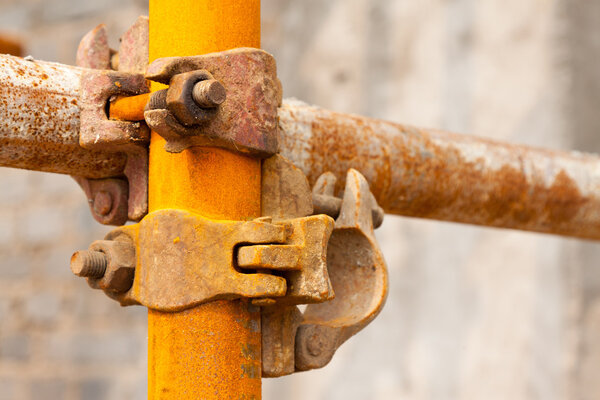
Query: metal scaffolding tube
0 54 127 178
2 54 600 240
278 100 600 240
146 0 263 399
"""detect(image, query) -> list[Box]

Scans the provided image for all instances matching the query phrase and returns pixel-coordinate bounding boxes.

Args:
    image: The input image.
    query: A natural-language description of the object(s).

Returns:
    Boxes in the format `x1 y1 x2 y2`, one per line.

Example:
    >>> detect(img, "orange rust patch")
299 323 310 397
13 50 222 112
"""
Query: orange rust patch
279 102 598 239
0 54 127 178
546 170 587 223
149 142 261 220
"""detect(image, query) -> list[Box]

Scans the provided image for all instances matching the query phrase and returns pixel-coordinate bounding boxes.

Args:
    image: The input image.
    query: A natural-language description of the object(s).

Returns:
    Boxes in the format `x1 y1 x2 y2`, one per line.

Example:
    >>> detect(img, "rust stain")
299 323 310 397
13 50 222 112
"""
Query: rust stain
241 363 260 379
0 54 127 178
279 101 599 240
241 343 259 360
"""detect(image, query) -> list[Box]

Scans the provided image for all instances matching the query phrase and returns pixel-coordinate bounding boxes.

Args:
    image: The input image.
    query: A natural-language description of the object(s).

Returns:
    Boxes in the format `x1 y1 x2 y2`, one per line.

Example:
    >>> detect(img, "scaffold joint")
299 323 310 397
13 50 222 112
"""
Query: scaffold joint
144 47 282 156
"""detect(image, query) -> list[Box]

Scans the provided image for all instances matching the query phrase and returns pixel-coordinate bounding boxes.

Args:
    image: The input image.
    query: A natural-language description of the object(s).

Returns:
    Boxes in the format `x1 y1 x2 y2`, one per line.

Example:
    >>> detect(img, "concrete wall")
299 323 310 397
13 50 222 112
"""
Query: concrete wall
0 0 598 399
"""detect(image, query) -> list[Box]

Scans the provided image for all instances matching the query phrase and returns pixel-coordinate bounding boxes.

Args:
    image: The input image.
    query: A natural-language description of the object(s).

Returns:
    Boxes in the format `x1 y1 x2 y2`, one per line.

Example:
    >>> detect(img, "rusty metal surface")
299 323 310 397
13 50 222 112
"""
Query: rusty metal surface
77 68 149 222
69 237 136 293
75 20 150 224
260 167 388 377
146 3 264 397
97 209 333 312
261 154 314 219
117 16 149 75
116 18 150 222
86 238 136 293
144 48 282 155
5 48 600 239
0 54 127 178
70 250 107 278
76 24 111 70
79 71 149 150
165 70 225 125
238 215 334 305
279 99 600 240
295 169 388 371
312 171 384 228
72 177 129 225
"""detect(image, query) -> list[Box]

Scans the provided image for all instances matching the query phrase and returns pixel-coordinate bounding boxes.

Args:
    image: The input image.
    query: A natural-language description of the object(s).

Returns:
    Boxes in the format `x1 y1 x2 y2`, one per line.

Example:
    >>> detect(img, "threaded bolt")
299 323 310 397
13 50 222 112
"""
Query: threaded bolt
192 79 226 108
70 250 107 278
146 88 168 110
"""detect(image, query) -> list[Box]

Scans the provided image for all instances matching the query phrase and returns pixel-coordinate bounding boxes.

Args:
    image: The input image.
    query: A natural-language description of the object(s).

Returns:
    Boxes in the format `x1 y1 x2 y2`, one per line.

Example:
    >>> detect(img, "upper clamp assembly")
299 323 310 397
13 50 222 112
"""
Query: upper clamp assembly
144 47 282 156
75 18 282 226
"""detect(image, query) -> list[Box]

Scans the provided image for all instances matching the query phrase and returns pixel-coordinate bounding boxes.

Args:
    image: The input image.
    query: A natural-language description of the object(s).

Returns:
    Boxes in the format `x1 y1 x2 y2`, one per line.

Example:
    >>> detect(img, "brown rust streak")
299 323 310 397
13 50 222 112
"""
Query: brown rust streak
0 54 127 178
279 101 598 240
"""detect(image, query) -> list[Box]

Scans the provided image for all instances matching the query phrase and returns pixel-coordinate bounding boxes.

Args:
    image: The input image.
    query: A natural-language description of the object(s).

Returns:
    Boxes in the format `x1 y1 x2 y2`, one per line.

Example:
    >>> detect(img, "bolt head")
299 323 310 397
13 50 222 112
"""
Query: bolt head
166 69 218 126
93 191 113 216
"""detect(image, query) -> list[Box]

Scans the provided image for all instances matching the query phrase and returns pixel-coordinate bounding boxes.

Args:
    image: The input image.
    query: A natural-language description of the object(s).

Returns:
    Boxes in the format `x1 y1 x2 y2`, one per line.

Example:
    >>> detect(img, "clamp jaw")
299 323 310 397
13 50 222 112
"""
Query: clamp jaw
261 161 388 376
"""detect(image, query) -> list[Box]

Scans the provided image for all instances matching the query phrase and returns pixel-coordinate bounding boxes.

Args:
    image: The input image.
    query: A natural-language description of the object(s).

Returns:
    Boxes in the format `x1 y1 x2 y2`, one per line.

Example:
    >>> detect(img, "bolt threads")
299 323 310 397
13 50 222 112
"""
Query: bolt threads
146 88 168 110
70 250 107 278
192 79 226 108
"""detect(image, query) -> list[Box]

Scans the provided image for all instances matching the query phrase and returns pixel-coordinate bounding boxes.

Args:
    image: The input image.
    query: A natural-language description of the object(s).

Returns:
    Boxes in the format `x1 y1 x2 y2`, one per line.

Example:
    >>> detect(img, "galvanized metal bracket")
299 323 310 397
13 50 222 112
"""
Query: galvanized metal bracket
74 18 150 225
144 48 282 156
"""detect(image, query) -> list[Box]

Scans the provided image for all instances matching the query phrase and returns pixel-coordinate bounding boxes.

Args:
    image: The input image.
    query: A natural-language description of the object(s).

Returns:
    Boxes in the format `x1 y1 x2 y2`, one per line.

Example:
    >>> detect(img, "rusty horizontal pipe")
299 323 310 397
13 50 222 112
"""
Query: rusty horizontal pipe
0 54 127 178
278 100 600 241
4 53 600 240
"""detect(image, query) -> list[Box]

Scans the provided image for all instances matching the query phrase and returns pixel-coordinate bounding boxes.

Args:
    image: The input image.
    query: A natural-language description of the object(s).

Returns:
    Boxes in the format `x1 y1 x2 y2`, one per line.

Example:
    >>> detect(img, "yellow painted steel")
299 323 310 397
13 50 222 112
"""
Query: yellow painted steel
148 0 263 399
109 94 149 122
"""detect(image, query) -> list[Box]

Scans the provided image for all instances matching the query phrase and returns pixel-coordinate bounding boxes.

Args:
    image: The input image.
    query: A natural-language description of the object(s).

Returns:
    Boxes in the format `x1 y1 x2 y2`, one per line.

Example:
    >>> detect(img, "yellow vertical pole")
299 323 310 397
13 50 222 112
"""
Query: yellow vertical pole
147 1 262 399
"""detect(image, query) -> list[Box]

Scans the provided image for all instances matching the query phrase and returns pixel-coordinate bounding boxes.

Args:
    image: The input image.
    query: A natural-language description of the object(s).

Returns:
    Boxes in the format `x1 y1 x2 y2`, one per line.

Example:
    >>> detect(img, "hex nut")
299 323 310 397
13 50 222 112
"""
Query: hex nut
166 69 221 126
87 239 135 293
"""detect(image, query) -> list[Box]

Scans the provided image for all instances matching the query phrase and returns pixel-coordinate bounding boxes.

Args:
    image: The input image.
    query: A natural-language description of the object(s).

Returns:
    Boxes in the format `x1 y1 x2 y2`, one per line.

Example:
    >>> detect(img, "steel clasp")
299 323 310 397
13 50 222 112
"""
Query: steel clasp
83 209 333 312
260 156 389 377
144 48 282 156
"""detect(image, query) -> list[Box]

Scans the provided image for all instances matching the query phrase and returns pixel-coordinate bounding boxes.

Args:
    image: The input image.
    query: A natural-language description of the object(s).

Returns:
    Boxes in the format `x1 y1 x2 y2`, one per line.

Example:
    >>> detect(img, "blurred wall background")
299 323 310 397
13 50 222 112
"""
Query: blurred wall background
0 0 598 399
